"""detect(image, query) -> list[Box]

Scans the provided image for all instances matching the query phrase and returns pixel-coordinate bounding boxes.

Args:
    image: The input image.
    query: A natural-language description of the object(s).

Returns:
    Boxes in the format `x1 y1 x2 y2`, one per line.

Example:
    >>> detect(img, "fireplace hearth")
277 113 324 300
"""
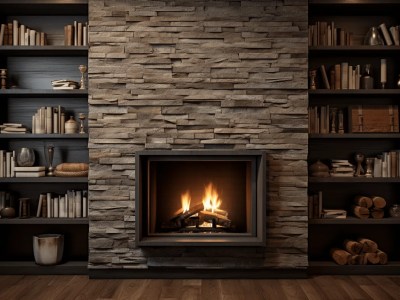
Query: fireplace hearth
136 151 266 246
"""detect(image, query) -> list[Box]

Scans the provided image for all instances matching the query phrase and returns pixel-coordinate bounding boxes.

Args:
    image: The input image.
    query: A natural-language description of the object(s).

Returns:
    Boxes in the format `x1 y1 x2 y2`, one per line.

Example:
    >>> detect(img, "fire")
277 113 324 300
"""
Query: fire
202 182 222 213
181 190 191 213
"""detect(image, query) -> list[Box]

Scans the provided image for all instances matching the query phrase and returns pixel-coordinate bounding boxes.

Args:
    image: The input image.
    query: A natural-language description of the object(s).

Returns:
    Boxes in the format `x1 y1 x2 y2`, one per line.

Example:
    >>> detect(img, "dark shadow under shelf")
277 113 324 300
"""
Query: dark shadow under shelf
309 133 400 139
309 177 400 183
0 133 88 139
0 46 88 56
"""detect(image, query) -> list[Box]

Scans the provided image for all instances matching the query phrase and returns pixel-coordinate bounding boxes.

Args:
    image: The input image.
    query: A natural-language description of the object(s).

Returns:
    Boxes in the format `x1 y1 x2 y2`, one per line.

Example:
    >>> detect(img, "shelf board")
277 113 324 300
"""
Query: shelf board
309 1 400 16
309 46 400 53
309 177 400 183
0 218 88 225
0 177 88 183
0 260 87 275
0 88 88 97
0 46 88 56
0 1 88 16
309 89 400 96
309 133 400 139
308 261 400 275
0 133 88 139
309 217 400 225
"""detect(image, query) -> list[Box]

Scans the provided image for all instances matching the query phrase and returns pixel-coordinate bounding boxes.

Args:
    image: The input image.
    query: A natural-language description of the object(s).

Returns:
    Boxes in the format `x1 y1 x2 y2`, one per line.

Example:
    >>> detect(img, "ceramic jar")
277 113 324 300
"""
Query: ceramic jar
33 234 64 265
65 116 78 134
309 160 330 177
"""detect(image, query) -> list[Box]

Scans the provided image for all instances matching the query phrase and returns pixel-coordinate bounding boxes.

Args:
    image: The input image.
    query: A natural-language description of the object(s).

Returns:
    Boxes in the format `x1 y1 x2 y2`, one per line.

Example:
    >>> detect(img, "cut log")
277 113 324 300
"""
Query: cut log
371 196 386 209
363 252 380 264
171 203 203 227
199 210 231 228
354 195 372 208
352 205 370 219
370 208 384 219
377 249 388 265
358 254 367 265
330 248 351 265
357 238 378 253
343 239 363 255
348 254 363 265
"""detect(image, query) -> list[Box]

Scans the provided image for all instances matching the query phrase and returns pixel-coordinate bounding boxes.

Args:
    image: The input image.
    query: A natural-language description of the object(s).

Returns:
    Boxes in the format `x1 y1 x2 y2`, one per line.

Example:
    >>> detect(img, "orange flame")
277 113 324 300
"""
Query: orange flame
202 182 222 213
181 190 191 213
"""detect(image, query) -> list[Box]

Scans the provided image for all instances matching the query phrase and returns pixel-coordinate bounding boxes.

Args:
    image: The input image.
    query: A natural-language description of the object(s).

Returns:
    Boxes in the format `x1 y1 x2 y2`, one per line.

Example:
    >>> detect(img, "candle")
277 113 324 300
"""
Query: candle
381 58 387 85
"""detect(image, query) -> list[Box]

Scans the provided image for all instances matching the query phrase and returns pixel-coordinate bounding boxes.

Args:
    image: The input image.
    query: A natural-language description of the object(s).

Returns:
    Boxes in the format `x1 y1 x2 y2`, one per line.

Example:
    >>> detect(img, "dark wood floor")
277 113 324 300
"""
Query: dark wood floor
0 275 399 299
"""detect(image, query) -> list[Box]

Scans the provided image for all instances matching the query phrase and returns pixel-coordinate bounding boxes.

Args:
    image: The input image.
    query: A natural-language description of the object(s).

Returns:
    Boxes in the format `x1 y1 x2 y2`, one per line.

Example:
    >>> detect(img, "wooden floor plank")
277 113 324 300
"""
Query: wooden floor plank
0 275 399 299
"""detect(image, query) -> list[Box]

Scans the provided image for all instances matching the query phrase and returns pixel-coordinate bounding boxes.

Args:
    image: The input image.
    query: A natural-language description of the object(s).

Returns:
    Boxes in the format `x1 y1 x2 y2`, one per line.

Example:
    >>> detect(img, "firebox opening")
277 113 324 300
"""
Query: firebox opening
136 151 266 246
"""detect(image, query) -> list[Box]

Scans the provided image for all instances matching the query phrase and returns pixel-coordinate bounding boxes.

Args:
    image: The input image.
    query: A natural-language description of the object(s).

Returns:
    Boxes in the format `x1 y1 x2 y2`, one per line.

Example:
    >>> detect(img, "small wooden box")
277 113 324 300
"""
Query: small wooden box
349 105 399 133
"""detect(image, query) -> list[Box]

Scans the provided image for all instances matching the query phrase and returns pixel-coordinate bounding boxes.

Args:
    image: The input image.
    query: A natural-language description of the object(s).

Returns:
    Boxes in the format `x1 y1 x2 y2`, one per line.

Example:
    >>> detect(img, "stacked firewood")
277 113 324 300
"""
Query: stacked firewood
352 195 386 219
331 238 388 265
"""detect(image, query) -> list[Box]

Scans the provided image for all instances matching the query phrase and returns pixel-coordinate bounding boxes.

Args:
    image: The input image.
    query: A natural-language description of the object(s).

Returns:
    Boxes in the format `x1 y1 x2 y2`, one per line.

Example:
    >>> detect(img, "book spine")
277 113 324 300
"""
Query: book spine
29 29 36 46
0 150 4 177
341 62 349 90
7 23 13 45
380 23 393 46
46 106 53 134
47 192 52 218
5 152 11 177
12 20 18 46
77 22 82 46
75 190 82 217
19 24 25 46
0 24 5 46
54 196 59 218
334 64 341 89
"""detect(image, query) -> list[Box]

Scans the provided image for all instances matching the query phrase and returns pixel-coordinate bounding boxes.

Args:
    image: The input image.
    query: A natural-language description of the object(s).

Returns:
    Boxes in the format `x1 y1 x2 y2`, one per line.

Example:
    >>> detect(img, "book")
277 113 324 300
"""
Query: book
14 166 45 172
0 24 5 46
36 193 45 217
390 26 400 46
13 20 18 46
322 209 347 219
15 171 46 177
379 23 393 46
320 65 330 89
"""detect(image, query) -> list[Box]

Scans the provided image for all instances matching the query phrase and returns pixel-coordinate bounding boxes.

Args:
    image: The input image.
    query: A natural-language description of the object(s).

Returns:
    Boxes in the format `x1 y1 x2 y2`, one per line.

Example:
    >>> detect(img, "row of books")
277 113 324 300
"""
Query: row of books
308 21 400 47
308 21 353 46
37 190 88 218
64 21 88 46
32 106 66 134
313 63 361 90
373 151 400 178
308 105 345 134
0 123 29 134
0 21 47 46
308 191 347 219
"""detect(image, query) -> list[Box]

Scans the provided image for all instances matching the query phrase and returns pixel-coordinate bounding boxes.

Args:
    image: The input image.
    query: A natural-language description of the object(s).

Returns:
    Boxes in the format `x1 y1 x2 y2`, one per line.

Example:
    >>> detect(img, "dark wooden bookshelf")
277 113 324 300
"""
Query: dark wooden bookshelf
308 0 400 274
0 0 89 275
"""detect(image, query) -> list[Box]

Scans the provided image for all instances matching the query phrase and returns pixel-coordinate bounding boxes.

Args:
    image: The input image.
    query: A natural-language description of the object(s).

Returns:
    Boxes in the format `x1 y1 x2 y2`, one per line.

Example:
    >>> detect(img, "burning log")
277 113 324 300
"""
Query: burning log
170 203 203 227
199 210 232 228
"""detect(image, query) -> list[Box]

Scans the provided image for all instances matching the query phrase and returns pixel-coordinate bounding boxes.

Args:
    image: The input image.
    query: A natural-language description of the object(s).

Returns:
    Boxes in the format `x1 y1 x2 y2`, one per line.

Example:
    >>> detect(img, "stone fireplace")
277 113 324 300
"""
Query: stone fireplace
88 0 308 276
136 151 266 246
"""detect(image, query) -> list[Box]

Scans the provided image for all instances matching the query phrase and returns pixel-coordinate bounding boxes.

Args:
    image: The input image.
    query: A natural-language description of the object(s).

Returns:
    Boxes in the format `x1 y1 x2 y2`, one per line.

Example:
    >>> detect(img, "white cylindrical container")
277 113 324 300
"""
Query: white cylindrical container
33 234 64 265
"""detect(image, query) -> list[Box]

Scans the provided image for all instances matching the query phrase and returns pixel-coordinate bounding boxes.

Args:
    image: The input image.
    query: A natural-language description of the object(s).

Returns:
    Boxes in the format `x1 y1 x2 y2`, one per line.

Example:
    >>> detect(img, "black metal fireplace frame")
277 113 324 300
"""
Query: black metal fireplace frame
135 150 266 247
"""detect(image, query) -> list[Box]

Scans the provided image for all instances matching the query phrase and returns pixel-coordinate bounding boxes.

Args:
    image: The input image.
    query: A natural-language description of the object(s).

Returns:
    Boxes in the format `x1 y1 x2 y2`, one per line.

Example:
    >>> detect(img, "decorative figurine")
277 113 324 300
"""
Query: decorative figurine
79 113 86 134
354 153 365 177
365 158 374 178
309 69 317 90
0 68 7 89
79 64 87 89
46 145 55 176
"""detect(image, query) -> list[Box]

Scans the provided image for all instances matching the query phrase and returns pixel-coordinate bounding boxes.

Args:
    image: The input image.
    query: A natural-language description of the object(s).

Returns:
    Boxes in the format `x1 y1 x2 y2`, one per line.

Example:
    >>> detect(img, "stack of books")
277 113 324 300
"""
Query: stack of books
51 80 79 90
0 123 28 134
14 166 46 178
330 160 354 177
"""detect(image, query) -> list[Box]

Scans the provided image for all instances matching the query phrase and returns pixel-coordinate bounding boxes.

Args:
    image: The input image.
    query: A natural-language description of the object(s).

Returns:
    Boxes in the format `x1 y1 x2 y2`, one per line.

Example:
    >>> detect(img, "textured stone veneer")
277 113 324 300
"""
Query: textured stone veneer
88 0 308 270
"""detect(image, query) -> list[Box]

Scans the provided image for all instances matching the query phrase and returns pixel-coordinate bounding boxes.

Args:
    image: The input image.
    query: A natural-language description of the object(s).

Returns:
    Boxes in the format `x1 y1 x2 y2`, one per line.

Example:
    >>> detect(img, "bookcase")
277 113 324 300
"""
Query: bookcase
0 0 88 274
308 0 400 274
